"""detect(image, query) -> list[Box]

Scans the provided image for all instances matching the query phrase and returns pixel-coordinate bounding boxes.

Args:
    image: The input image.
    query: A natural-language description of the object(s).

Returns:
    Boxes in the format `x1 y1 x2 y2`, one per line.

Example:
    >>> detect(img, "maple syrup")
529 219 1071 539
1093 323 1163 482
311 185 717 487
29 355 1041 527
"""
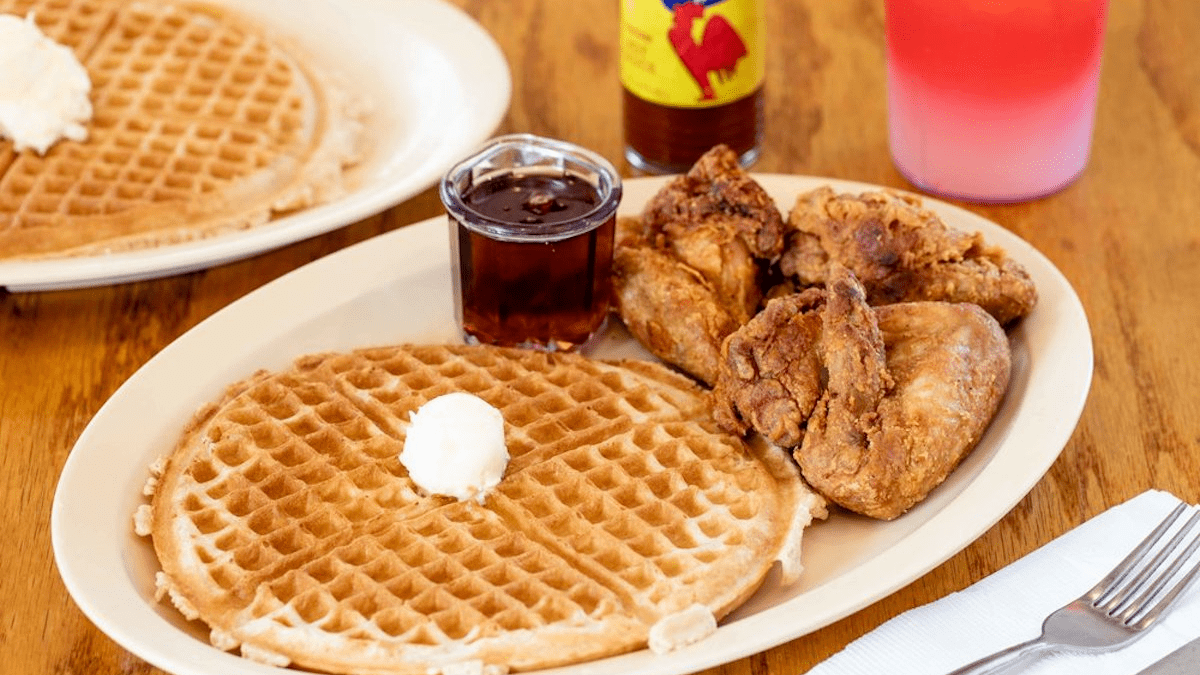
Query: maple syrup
440 135 622 351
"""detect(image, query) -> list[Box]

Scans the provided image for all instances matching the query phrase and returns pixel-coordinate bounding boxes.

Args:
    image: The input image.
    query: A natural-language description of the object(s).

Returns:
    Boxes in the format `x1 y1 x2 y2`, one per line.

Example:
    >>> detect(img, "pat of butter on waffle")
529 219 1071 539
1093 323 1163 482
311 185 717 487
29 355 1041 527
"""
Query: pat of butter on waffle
136 343 825 674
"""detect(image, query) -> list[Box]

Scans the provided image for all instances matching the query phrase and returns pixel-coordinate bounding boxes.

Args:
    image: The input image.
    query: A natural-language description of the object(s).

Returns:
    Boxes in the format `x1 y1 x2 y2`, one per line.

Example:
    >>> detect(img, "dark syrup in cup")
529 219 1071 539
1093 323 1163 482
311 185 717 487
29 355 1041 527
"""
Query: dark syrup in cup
440 135 622 351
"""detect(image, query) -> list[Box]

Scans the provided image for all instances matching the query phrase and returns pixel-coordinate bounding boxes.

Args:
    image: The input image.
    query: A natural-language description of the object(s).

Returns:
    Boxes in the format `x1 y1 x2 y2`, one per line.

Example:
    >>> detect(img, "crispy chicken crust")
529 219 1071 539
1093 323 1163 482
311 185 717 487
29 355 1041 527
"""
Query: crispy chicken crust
613 243 739 387
612 146 785 384
713 266 1012 519
782 186 1037 325
642 144 786 264
711 288 826 447
614 151 1028 518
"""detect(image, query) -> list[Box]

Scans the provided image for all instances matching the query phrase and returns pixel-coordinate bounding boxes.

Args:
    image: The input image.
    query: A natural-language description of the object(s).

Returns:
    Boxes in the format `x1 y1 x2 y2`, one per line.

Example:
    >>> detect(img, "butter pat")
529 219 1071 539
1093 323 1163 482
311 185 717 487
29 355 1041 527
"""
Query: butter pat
400 393 509 503
0 13 93 154
648 603 717 654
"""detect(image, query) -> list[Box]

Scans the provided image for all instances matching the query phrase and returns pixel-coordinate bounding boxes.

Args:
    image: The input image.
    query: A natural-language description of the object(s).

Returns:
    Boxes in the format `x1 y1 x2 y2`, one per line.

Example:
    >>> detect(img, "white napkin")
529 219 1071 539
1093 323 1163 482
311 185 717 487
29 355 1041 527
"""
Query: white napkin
807 490 1200 674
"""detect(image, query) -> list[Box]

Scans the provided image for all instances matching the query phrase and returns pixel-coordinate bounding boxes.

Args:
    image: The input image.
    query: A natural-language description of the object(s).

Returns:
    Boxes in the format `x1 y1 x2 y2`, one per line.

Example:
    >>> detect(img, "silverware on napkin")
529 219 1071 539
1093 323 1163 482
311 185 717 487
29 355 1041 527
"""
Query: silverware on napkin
1135 635 1200 675
947 504 1200 674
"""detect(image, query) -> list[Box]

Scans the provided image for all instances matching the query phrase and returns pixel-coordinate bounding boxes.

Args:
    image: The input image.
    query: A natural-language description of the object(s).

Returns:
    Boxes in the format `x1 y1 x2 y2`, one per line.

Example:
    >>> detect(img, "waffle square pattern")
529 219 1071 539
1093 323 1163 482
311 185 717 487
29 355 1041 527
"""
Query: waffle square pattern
137 343 824 674
0 0 363 259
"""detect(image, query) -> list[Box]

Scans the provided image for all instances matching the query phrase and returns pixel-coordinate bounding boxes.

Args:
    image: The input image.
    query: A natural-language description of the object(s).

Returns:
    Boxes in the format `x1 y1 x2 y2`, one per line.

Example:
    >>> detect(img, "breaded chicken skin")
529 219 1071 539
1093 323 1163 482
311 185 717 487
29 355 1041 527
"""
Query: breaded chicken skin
714 265 1011 519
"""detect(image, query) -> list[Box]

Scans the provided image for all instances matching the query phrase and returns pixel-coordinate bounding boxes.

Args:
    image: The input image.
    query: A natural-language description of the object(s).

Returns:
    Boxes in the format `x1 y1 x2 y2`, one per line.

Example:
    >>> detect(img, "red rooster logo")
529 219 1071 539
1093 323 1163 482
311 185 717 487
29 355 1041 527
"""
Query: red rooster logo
667 1 748 101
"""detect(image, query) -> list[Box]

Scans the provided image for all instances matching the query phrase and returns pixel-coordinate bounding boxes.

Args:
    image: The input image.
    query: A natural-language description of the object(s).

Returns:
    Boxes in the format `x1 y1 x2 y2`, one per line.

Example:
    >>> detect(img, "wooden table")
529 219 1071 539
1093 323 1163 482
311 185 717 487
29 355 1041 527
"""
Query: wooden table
3 0 1198 672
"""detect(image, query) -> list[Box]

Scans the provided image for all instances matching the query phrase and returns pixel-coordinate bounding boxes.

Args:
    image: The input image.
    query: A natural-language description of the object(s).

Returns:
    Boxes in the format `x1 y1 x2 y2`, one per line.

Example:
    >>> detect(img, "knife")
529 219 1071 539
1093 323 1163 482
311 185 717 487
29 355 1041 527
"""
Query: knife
1136 636 1200 675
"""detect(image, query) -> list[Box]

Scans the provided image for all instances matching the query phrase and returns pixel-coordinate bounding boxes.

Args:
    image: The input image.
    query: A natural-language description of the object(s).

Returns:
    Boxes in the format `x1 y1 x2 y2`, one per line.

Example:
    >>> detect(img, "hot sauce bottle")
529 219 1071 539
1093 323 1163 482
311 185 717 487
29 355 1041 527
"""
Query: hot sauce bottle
620 0 765 173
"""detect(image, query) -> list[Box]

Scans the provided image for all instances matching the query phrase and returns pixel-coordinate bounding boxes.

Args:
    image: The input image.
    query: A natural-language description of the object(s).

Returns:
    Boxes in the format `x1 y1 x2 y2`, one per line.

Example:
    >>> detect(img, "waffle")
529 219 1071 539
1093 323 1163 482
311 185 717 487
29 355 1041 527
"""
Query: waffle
135 343 824 674
0 0 365 259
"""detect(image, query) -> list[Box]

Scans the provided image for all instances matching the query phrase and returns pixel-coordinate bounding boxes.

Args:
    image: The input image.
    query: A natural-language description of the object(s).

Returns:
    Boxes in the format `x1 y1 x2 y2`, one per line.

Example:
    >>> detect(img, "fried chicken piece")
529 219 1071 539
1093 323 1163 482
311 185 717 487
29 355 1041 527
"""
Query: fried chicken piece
615 214 646 249
612 146 786 382
641 144 785 321
713 265 1012 519
644 144 785 259
805 270 1011 519
711 288 826 447
666 223 762 325
613 243 739 386
781 186 1037 325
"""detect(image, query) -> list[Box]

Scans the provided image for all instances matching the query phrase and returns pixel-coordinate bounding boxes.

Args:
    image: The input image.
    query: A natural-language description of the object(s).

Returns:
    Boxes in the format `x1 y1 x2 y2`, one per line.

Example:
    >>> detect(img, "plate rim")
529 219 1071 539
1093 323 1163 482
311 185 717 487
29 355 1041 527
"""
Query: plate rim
51 173 1094 675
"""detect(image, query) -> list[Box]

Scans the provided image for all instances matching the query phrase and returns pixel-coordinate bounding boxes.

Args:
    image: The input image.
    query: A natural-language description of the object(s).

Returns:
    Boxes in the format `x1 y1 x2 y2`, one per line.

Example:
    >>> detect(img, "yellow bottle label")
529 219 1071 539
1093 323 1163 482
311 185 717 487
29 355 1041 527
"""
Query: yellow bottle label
620 0 764 109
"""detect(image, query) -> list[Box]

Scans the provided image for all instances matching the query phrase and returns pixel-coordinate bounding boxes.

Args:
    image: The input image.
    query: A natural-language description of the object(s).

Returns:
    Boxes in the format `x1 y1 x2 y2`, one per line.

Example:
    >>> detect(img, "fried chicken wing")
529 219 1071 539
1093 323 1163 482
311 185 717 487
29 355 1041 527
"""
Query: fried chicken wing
781 186 1037 325
713 265 1012 519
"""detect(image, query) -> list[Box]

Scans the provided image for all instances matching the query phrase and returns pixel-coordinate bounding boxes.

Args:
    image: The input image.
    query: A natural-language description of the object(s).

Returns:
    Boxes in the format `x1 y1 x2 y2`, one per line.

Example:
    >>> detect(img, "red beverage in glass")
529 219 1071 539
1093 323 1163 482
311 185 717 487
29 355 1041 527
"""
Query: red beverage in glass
886 0 1109 202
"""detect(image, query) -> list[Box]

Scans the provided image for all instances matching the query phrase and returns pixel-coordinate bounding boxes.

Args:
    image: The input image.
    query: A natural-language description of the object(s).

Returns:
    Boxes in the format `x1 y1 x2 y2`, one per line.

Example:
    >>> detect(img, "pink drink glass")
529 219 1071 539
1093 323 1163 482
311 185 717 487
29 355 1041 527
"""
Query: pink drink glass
885 0 1109 203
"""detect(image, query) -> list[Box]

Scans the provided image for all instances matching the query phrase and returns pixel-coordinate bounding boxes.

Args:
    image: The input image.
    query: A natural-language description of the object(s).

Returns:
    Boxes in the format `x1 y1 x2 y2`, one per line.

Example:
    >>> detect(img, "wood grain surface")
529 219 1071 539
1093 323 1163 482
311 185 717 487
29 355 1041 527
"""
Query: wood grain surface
3 0 1199 673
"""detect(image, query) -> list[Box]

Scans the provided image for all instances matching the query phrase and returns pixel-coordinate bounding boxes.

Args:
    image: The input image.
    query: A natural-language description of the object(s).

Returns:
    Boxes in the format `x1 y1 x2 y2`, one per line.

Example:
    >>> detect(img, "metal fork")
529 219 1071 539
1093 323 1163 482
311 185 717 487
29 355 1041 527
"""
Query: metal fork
947 503 1200 675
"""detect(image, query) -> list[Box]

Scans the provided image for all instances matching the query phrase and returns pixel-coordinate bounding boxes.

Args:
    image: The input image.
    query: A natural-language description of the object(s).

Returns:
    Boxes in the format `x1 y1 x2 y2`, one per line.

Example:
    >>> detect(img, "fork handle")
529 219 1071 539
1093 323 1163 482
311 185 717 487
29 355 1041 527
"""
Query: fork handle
945 637 1052 675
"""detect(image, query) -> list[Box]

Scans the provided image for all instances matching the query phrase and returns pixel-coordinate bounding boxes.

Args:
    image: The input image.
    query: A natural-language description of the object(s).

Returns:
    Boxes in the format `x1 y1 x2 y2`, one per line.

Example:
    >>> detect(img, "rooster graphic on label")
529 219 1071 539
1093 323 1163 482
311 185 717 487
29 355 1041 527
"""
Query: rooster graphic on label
665 0 748 101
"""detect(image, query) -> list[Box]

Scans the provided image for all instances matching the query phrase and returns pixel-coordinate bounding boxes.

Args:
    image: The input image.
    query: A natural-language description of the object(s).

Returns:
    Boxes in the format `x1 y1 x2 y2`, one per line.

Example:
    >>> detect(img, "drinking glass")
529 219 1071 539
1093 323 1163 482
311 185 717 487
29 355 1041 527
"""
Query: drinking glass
885 0 1110 202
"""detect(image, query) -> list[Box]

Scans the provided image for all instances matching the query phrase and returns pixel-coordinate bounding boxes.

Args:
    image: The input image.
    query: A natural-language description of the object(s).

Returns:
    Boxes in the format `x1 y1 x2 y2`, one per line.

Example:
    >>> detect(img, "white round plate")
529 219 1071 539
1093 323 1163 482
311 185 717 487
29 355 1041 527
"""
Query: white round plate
0 0 510 292
52 175 1093 675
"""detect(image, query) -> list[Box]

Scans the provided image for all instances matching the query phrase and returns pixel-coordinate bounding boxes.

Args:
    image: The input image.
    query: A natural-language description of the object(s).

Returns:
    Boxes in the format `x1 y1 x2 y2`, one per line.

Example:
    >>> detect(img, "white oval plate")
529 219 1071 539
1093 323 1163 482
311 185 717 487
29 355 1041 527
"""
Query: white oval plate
0 0 510 292
52 175 1093 675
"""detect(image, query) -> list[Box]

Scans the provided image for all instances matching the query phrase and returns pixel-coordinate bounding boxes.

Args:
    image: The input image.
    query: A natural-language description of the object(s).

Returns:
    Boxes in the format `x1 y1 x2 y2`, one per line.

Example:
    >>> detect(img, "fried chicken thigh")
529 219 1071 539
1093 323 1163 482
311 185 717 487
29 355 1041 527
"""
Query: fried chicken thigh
782 186 1037 325
713 266 1012 519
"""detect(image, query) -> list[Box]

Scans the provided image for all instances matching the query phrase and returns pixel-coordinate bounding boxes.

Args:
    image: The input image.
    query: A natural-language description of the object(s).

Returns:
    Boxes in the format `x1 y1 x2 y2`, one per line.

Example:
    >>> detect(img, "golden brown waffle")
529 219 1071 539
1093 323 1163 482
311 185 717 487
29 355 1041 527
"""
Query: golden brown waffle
135 343 823 674
0 0 364 259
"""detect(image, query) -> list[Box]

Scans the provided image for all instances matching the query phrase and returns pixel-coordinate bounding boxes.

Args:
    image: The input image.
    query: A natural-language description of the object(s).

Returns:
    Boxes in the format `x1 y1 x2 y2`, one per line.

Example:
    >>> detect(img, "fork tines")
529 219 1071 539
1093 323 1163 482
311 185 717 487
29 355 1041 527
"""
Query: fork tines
1089 503 1200 628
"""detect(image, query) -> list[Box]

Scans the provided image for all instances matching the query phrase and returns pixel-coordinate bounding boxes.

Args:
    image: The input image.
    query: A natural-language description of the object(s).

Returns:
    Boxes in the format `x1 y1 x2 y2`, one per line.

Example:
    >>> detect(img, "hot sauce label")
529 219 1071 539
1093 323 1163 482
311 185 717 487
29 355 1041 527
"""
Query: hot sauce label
620 0 764 108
